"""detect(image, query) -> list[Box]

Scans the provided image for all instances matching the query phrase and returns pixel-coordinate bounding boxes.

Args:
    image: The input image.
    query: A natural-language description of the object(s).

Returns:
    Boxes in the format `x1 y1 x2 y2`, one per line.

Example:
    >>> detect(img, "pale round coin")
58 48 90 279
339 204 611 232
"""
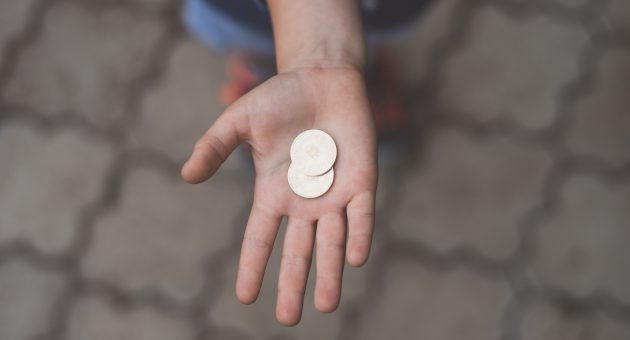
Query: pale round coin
290 129 337 176
287 163 334 198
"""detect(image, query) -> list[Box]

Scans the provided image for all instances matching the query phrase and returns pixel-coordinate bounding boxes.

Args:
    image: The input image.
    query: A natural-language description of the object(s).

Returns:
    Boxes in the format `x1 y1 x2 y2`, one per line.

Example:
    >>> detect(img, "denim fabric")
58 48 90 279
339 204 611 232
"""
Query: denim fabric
183 0 275 54
183 0 429 55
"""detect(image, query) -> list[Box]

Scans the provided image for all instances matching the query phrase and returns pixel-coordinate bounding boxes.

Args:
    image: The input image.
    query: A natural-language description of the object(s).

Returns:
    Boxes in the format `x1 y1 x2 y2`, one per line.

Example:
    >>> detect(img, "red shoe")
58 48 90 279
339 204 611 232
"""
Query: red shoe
366 49 412 140
219 54 263 106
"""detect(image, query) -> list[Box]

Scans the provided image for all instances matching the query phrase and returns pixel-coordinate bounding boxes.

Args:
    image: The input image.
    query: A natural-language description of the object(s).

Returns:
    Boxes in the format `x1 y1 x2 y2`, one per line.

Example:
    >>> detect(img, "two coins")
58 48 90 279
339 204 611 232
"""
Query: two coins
288 129 337 198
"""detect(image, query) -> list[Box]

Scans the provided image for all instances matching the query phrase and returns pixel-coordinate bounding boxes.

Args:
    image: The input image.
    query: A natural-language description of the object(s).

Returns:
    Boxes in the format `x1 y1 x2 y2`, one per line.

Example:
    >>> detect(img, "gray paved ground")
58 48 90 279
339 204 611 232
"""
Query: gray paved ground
0 0 629 339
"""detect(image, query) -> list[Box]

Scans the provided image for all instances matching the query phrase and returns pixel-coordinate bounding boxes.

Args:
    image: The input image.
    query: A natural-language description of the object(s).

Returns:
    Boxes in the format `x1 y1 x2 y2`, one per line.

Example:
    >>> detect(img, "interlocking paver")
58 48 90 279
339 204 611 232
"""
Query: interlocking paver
520 299 630 340
550 0 589 9
2 2 165 127
0 260 65 340
82 165 245 301
531 175 630 302
520 300 596 340
394 0 459 85
607 0 630 32
567 47 630 166
0 123 113 253
437 7 586 129
132 40 231 166
134 0 175 9
66 295 192 340
596 317 630 339
393 129 552 260
354 259 511 340
0 0 38 65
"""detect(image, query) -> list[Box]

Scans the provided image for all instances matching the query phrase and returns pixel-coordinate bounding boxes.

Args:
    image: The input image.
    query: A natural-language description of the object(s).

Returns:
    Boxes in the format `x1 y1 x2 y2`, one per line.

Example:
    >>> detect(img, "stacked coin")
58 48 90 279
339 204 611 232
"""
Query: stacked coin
288 129 337 198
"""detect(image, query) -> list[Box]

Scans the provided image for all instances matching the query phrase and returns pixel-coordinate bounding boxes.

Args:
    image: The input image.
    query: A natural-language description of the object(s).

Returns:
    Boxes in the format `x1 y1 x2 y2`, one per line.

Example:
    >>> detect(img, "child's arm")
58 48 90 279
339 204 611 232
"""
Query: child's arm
269 0 365 73
182 0 376 326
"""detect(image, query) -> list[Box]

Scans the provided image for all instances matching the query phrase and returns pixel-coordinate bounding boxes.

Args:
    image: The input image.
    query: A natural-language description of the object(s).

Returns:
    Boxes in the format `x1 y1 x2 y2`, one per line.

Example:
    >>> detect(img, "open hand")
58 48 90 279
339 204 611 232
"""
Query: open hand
182 66 377 326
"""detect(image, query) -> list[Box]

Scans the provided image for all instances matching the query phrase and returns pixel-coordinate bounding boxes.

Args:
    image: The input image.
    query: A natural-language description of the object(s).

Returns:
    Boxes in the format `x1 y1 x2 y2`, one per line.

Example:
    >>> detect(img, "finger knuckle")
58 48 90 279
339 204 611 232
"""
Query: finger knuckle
243 235 273 250
281 253 311 267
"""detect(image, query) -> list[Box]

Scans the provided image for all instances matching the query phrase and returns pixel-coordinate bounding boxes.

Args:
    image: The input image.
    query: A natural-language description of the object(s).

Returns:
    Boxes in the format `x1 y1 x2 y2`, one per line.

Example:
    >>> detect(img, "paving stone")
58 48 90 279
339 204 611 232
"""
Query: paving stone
393 129 552 260
0 123 114 253
393 0 459 85
201 326 258 340
82 165 245 301
607 0 630 32
549 0 589 9
520 300 596 340
532 175 630 302
133 0 175 8
496 0 529 4
354 259 511 340
520 299 630 340
596 317 630 340
437 7 586 129
209 220 373 339
0 0 38 65
132 40 240 171
567 47 630 166
0 260 65 340
66 295 191 340
502 0 591 10
375 149 411 217
2 2 165 127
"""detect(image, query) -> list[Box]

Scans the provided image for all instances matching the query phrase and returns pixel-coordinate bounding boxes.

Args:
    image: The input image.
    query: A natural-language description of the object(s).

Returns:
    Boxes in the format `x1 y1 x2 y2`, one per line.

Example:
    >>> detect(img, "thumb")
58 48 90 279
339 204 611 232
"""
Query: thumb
181 105 246 184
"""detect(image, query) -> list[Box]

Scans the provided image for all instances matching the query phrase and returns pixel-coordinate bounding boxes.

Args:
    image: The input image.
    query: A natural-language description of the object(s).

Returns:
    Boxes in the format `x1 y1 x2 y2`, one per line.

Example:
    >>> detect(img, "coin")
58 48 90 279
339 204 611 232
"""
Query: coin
287 163 334 198
290 129 337 176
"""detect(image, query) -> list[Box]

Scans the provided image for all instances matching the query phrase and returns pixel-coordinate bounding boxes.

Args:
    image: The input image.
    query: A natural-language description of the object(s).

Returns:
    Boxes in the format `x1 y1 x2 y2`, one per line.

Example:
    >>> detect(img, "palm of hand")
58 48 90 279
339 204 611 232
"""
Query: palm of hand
182 68 377 326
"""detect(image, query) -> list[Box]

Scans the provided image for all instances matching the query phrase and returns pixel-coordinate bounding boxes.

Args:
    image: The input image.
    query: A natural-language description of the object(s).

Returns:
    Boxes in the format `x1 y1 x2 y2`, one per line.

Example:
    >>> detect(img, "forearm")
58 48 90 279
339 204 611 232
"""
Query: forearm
267 0 366 74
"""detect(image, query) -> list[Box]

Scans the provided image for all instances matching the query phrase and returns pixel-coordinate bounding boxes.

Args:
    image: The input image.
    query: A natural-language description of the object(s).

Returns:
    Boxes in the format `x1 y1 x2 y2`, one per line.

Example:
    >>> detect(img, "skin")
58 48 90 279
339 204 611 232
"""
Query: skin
181 0 376 327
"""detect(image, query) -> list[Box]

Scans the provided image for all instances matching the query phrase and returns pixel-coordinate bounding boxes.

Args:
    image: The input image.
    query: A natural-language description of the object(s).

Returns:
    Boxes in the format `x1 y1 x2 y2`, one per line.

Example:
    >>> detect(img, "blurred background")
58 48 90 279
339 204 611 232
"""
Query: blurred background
1 0 629 339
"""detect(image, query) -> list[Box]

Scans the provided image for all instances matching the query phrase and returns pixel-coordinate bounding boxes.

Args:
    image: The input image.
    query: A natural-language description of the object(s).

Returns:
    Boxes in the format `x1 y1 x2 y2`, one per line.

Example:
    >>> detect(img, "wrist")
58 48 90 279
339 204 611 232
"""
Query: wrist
267 0 366 74
277 44 365 75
